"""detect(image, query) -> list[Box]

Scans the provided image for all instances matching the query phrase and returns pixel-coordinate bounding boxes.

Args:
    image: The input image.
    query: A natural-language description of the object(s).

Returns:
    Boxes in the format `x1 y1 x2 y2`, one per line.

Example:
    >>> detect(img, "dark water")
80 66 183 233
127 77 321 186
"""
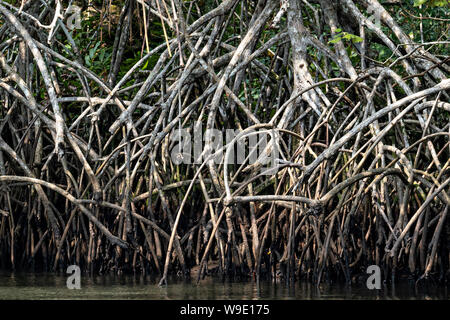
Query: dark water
0 272 448 300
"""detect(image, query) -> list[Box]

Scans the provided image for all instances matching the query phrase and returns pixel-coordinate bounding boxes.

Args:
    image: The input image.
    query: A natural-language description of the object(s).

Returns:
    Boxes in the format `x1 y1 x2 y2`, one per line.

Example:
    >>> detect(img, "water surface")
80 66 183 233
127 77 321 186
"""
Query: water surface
0 272 448 300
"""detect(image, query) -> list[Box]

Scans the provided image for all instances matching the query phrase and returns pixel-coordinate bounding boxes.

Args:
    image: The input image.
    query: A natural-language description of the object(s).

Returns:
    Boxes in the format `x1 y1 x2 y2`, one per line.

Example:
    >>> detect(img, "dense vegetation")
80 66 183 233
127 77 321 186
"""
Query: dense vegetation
0 0 448 287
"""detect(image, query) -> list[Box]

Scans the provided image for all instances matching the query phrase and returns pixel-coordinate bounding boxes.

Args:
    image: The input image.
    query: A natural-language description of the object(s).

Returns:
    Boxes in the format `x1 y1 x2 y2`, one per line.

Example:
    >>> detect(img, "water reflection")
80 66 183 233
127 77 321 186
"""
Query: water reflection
0 271 448 300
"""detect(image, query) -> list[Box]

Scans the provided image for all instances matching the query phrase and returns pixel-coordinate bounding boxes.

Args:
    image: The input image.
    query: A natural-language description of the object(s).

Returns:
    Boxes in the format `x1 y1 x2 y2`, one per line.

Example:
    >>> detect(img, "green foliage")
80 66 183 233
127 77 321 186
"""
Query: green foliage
84 41 112 75
414 0 449 7
328 29 363 44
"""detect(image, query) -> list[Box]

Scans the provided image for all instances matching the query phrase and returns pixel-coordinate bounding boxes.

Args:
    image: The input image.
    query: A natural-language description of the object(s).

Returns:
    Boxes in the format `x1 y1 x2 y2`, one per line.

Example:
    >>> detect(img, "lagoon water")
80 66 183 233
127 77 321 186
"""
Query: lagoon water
0 272 448 300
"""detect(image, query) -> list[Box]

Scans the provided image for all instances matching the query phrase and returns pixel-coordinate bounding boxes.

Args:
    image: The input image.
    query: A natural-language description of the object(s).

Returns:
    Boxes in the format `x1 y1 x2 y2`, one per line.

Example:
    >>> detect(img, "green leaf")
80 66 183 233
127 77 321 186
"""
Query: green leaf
142 59 149 70
328 36 342 44
414 0 428 6
414 0 448 6
330 32 363 44
430 0 448 6
342 34 352 40
350 35 363 43
99 50 105 61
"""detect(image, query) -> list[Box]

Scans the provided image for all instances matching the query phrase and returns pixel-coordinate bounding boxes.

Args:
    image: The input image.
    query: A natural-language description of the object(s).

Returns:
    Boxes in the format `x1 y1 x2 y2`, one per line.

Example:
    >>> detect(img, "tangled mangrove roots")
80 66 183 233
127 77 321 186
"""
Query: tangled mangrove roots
0 0 449 286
